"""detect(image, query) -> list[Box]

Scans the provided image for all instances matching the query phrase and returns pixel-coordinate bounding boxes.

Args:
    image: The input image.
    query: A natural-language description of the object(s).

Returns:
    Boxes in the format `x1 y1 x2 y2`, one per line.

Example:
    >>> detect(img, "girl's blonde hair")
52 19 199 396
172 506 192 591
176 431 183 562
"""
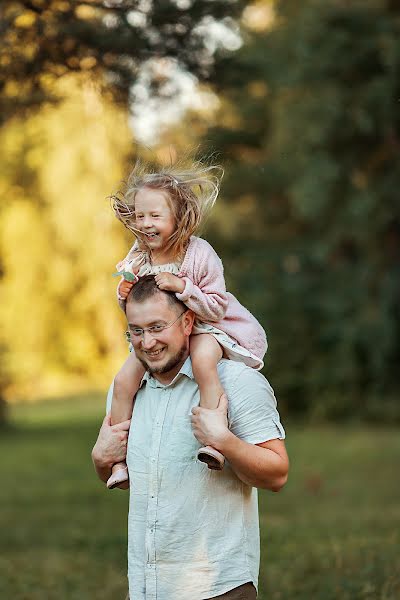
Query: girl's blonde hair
111 159 223 260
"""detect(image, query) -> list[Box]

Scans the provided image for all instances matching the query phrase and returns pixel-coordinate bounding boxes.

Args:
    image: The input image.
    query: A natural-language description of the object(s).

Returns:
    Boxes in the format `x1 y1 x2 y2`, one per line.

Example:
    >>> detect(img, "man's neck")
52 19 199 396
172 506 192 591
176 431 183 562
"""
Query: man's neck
152 355 188 385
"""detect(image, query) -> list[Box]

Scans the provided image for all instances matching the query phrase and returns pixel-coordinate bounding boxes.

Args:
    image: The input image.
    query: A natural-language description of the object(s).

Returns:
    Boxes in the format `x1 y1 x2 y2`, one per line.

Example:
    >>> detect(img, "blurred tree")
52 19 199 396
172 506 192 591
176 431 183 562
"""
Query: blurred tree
0 76 134 401
3 0 399 424
0 0 245 123
0 0 246 421
204 0 400 420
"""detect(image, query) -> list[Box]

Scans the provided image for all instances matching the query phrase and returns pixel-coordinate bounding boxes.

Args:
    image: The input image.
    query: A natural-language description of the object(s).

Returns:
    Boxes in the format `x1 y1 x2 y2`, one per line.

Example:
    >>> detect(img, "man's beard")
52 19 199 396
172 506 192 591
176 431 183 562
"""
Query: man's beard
138 345 187 376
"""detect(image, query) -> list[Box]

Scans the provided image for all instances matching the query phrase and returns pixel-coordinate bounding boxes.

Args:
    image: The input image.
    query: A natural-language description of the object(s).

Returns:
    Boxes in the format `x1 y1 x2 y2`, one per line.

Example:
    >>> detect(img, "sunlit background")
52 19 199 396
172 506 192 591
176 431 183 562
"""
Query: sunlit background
1 1 399 599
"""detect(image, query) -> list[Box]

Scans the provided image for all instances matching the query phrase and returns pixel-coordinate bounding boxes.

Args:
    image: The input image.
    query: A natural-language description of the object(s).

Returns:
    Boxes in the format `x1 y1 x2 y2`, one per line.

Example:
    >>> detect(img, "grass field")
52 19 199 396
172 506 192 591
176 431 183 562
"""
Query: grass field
1 395 399 599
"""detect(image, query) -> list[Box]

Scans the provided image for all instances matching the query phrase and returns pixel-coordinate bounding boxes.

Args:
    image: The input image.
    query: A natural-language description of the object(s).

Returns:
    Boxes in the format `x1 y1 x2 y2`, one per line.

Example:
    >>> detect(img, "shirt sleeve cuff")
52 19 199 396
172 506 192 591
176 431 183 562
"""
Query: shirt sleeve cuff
176 277 194 303
243 421 286 444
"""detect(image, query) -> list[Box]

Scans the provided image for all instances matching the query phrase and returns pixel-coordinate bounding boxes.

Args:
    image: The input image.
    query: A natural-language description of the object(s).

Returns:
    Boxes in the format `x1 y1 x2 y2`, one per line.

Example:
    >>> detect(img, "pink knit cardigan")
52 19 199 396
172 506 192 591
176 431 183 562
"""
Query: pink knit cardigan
118 236 267 361
176 237 267 361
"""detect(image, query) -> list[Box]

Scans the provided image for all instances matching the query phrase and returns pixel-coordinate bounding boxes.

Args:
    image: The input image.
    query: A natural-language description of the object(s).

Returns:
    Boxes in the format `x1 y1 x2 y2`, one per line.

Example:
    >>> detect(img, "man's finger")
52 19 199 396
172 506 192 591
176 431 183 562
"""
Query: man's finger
217 393 228 412
111 419 131 431
191 406 201 415
103 412 112 426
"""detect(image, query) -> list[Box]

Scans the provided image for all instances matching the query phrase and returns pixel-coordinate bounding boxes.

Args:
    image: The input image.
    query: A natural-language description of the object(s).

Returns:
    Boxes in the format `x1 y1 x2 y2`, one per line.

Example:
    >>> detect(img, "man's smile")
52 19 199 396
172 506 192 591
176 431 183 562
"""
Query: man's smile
126 290 192 382
143 347 165 359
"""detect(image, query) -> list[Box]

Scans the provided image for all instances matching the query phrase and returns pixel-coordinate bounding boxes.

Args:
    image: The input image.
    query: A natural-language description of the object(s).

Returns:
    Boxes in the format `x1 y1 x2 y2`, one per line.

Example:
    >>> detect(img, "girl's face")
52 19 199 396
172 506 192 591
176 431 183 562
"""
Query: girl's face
134 187 176 252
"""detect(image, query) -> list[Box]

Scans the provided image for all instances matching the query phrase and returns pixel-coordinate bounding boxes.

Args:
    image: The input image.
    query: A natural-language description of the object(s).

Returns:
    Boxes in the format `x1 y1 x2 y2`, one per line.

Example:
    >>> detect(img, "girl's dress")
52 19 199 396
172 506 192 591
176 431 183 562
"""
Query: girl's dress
117 236 267 369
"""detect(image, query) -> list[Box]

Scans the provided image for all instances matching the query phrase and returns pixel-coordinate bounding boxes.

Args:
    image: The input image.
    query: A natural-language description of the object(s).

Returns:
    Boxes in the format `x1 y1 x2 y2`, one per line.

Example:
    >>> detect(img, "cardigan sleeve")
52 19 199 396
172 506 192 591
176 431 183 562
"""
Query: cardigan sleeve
176 241 229 322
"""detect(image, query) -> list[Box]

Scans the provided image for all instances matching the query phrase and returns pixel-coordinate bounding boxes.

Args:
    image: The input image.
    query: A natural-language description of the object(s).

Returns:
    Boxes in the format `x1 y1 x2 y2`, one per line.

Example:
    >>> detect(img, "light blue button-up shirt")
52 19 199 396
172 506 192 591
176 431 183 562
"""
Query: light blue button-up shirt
120 357 285 599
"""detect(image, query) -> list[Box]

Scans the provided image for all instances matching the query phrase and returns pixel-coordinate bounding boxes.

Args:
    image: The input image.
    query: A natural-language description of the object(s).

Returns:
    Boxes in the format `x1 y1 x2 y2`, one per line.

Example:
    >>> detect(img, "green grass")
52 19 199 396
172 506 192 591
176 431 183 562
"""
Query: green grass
1 396 399 599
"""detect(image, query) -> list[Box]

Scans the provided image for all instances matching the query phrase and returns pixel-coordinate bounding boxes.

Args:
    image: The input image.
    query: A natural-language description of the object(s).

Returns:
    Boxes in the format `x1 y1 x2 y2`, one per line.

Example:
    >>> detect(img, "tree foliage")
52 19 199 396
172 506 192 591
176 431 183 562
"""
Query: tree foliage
2 0 399 423
0 0 245 123
0 0 244 417
0 77 133 399
205 0 400 420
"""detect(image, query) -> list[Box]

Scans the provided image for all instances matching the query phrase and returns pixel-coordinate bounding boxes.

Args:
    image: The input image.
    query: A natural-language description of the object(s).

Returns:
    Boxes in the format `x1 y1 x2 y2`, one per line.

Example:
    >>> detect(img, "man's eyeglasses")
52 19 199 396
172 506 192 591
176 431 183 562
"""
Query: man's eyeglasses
126 310 187 341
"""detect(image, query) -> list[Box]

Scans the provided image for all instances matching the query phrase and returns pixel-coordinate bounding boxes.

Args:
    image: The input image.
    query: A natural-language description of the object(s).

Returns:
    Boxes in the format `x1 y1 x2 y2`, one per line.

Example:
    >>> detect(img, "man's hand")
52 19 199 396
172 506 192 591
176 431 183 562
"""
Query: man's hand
92 413 130 482
191 393 230 451
154 272 185 293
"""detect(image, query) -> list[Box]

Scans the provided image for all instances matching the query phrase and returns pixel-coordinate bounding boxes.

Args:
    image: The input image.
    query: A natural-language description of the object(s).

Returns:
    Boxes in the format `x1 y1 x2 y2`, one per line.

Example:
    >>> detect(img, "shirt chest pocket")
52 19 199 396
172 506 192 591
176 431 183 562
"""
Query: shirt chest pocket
161 415 199 464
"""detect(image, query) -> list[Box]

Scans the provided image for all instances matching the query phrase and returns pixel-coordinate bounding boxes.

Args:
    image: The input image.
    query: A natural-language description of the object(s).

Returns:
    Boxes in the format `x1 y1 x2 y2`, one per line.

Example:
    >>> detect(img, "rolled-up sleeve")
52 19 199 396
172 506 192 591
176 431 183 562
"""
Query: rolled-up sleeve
220 364 285 444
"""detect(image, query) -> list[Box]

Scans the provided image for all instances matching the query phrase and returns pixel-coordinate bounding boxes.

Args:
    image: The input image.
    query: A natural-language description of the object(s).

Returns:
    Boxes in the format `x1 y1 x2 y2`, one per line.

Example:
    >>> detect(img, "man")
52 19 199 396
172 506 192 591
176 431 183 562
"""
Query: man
92 275 288 599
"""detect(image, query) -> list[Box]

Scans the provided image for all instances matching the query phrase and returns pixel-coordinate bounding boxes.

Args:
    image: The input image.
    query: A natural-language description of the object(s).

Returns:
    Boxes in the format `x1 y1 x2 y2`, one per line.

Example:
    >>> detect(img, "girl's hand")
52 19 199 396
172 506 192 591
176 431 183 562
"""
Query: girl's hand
154 272 185 293
116 252 145 276
127 252 146 274
118 279 134 300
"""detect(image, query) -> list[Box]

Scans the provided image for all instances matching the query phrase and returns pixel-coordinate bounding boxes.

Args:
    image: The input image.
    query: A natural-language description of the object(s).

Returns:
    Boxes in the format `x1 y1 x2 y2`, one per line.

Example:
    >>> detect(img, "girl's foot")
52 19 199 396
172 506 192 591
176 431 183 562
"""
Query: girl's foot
197 446 225 470
107 464 129 489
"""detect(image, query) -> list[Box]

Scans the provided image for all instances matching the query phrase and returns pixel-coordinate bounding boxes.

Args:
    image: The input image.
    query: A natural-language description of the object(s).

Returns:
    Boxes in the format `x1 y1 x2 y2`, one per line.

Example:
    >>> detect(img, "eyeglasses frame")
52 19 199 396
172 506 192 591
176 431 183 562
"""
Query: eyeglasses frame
125 309 188 342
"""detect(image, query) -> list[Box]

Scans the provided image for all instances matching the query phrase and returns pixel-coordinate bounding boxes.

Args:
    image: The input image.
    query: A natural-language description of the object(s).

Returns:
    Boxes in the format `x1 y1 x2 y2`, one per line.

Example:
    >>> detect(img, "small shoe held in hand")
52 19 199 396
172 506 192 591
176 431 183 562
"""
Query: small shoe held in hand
197 446 225 470
107 466 129 489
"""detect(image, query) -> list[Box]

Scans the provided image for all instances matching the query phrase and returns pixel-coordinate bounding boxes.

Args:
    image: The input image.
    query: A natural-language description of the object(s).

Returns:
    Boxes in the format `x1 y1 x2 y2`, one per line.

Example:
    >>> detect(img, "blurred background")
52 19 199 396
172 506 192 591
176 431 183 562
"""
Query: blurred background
1 1 399 598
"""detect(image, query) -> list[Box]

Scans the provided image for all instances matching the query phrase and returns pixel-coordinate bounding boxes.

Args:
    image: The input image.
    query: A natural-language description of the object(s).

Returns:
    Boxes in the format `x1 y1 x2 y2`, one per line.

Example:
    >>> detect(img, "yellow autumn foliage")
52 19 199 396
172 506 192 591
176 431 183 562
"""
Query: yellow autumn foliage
0 76 135 401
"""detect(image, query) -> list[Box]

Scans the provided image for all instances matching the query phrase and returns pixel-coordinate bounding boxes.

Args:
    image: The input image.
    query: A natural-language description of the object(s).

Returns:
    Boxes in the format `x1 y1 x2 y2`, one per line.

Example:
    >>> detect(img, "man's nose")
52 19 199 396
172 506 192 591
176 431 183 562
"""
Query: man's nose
141 330 157 348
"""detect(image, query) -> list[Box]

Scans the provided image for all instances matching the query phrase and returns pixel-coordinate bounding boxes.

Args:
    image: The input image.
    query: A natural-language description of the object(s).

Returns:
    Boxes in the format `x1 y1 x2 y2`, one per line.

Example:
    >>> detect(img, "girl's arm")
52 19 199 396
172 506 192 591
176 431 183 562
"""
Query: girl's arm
154 262 229 323
176 277 228 322
115 250 145 309
177 242 229 322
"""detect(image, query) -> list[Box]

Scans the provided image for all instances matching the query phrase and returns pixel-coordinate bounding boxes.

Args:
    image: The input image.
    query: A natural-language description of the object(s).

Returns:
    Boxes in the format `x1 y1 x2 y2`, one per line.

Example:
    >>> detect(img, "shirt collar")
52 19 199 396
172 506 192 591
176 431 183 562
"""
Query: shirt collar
141 356 194 389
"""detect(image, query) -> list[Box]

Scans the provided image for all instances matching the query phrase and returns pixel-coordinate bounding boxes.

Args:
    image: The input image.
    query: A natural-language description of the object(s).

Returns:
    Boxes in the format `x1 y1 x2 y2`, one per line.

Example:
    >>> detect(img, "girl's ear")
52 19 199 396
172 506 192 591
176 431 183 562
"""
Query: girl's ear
183 310 195 335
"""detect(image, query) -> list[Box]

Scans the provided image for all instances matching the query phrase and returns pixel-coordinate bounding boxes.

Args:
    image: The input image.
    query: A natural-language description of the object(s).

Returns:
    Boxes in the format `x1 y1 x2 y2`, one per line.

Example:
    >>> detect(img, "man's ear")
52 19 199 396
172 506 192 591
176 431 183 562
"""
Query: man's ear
183 309 195 335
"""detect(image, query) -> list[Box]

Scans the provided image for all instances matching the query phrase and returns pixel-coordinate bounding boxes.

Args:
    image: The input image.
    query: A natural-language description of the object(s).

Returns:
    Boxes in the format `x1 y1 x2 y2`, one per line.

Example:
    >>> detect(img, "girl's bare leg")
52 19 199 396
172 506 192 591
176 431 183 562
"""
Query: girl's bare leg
190 334 226 470
107 352 145 489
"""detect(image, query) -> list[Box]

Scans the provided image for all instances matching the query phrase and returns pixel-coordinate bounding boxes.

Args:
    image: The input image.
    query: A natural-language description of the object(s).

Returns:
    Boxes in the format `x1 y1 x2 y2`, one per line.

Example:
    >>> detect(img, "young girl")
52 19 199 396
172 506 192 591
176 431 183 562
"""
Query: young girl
107 161 267 489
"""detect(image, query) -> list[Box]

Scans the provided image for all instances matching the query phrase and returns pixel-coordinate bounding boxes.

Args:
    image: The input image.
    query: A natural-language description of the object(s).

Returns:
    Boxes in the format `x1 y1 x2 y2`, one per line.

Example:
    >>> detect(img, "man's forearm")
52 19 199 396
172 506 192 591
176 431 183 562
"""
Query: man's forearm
218 432 289 491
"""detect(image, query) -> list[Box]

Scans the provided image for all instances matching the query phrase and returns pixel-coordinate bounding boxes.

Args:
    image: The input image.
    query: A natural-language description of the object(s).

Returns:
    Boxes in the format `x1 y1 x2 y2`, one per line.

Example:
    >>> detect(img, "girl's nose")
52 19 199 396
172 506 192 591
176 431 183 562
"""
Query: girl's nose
142 215 153 228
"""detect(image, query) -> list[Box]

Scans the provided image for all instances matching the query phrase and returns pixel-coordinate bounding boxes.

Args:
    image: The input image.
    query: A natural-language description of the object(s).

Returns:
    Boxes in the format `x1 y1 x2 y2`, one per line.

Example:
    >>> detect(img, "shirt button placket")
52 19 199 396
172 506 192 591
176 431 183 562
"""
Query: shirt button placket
145 387 170 599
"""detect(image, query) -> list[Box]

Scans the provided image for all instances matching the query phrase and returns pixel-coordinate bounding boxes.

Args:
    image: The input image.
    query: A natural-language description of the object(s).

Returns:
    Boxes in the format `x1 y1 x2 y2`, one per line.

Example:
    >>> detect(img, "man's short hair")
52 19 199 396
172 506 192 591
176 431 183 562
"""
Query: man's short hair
126 275 186 313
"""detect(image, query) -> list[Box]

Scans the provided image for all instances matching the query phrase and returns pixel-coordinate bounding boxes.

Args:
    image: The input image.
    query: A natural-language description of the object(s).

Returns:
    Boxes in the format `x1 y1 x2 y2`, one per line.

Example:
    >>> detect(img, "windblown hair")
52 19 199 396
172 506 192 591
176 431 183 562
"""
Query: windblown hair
110 158 223 261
